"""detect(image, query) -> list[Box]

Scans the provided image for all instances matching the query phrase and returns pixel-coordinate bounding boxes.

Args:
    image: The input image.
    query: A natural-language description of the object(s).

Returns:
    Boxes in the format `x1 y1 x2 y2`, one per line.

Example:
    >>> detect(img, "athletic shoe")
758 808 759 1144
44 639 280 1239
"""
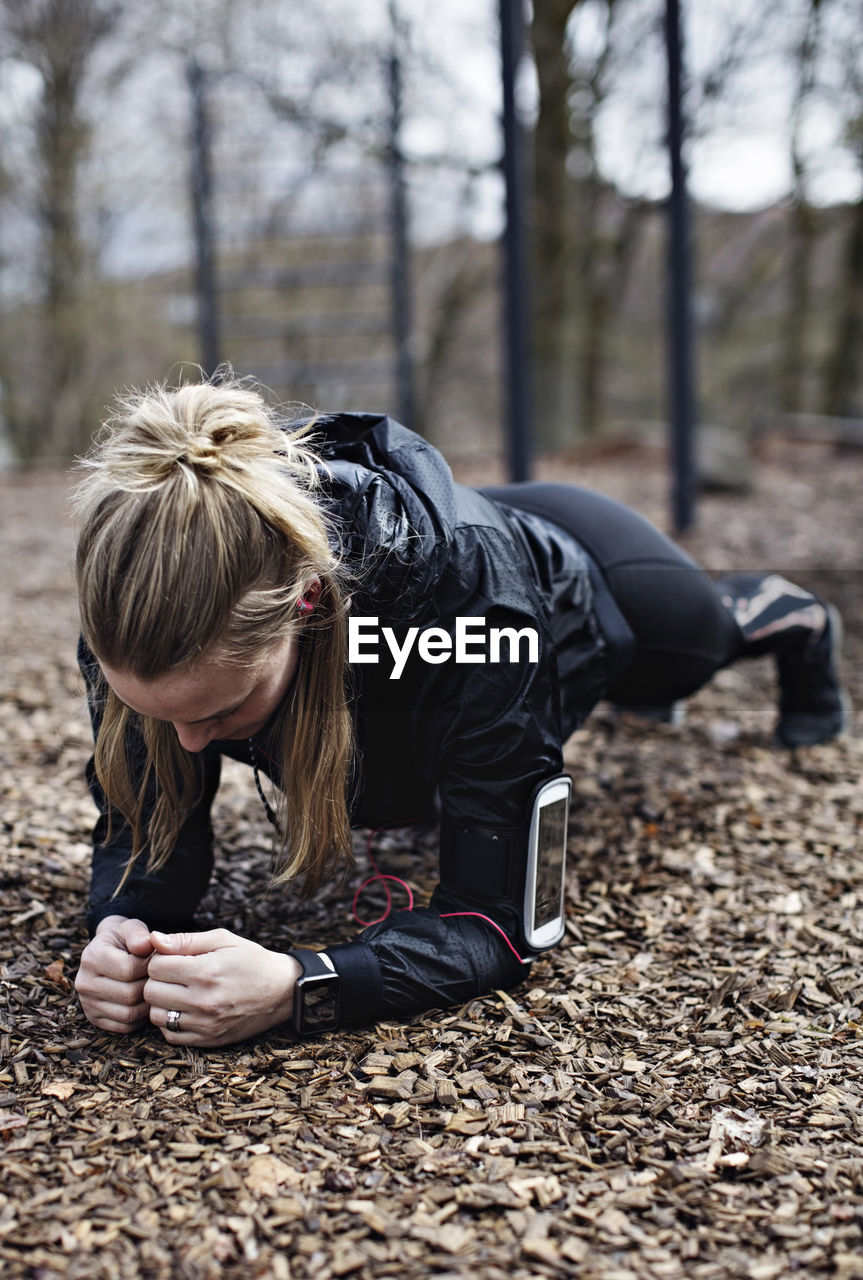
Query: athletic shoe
775 603 850 747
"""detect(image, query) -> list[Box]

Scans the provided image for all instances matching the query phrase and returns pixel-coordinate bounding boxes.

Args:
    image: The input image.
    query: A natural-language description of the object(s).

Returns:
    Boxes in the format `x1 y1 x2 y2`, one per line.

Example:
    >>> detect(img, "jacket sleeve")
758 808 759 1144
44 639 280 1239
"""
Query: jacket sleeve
308 430 569 1028
78 637 222 937
326 908 528 1027
326 602 566 1027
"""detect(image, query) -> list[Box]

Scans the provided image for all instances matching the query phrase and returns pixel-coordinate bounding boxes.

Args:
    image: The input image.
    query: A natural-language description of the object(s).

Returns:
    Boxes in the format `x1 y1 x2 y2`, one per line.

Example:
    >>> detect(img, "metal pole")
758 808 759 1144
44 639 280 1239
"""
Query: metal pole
187 56 221 377
665 0 696 533
500 0 532 482
387 43 416 428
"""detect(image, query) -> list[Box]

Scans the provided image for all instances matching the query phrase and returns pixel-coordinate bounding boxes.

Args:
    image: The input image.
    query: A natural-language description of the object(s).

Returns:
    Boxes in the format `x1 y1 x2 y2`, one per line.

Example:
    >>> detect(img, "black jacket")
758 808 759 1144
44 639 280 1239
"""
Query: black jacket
80 413 631 1027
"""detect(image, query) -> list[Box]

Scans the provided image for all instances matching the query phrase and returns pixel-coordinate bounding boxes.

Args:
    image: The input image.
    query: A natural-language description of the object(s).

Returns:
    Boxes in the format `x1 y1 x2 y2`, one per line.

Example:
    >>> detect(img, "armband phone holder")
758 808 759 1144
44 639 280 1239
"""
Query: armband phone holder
439 775 571 953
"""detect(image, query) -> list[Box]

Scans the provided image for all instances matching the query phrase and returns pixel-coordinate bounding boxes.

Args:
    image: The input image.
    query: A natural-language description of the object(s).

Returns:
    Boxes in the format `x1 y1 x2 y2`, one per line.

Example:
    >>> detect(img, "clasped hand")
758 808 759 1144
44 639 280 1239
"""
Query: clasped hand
74 916 302 1047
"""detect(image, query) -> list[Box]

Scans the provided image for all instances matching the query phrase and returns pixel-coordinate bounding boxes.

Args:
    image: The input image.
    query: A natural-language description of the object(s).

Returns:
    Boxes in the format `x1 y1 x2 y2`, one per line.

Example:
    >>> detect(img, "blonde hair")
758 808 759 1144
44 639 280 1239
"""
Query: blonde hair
74 374 355 896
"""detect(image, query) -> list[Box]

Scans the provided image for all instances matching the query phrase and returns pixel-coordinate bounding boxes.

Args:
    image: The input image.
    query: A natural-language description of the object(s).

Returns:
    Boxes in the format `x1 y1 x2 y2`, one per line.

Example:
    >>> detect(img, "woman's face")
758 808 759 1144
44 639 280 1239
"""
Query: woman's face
100 632 300 753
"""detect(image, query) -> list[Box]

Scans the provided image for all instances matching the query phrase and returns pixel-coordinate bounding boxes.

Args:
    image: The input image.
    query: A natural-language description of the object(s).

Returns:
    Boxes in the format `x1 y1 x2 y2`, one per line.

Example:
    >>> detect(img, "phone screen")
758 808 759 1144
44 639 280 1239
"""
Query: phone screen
533 796 567 931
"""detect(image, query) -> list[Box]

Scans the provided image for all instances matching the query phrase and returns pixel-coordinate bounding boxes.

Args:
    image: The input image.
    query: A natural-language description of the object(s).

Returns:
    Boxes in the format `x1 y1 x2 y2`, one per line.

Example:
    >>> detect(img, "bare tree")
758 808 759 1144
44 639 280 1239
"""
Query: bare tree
780 0 825 414
531 0 653 445
822 127 863 417
567 0 628 442
821 1 863 418
530 0 578 449
0 0 126 458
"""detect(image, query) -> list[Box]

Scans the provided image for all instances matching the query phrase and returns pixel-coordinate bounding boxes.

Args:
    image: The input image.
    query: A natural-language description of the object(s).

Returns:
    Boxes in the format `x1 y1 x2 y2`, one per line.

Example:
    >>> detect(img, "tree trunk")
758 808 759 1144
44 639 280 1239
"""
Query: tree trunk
570 0 618 437
530 0 578 450
822 194 863 418
37 49 89 457
780 0 822 414
580 193 645 437
0 0 119 460
781 198 816 413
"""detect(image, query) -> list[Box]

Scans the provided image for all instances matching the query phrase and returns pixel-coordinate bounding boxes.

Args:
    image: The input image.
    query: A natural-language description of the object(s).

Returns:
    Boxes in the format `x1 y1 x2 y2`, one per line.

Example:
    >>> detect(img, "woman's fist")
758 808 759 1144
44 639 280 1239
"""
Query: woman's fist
74 915 154 1033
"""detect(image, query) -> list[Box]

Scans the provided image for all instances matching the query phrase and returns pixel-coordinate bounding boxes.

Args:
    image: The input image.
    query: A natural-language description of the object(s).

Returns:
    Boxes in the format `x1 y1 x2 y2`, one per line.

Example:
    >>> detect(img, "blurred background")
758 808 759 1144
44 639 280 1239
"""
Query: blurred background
1 0 862 476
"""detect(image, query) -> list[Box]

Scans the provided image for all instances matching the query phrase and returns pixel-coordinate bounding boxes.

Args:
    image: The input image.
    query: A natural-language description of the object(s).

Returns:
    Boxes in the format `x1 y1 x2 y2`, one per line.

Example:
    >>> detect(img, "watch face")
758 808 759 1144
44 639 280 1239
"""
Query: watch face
299 974 340 1033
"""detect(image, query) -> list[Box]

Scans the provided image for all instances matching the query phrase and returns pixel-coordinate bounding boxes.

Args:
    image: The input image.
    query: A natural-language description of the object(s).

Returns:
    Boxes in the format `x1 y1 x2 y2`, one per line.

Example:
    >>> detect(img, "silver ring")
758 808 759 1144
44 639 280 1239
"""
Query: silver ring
165 1009 181 1033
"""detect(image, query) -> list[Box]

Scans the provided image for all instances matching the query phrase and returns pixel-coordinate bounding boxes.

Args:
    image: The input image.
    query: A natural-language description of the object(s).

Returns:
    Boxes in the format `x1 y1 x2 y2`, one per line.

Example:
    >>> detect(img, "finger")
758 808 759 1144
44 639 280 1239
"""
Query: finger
160 1028 206 1045
82 998 150 1027
146 952 201 983
81 999 150 1032
143 976 193 1010
85 936 150 981
150 1005 198 1040
149 928 236 957
94 950 152 984
124 931 156 958
94 919 154 961
76 974 147 1006
87 1016 149 1035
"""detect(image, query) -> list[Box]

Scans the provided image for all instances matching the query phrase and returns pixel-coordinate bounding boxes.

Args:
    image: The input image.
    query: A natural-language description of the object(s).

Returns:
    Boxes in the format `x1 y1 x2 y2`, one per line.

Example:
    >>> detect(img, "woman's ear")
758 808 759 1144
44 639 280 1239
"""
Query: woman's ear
297 574 322 613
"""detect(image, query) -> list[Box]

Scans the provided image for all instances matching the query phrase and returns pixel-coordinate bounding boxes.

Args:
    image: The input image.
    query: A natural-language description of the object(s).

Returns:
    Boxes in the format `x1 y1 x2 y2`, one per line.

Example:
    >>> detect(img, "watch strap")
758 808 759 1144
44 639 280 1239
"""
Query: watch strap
290 947 335 977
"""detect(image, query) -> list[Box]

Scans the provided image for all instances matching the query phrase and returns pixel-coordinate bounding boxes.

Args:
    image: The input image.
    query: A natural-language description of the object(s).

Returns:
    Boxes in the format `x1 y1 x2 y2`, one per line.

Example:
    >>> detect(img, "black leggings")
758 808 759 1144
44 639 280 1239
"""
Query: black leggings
480 483 744 706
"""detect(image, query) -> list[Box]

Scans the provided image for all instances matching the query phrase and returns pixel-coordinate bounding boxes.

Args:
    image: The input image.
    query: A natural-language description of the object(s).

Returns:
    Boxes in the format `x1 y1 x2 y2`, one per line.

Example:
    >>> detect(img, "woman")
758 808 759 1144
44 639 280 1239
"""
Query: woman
73 377 848 1045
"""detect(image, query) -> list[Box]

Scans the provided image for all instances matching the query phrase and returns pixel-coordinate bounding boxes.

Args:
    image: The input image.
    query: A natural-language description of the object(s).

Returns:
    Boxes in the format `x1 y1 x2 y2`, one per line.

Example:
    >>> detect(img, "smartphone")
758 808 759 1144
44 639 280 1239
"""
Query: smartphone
523 776 571 950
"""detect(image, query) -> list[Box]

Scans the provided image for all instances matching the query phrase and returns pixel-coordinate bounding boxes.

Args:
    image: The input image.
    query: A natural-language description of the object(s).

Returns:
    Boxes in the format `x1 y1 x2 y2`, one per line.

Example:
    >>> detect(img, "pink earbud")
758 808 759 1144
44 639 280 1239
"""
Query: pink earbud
297 598 315 613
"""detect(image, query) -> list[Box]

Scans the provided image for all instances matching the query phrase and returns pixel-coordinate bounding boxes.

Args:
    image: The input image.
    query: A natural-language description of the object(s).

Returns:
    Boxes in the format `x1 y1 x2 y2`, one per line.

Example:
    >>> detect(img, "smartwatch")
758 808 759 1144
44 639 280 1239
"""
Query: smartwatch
289 948 340 1035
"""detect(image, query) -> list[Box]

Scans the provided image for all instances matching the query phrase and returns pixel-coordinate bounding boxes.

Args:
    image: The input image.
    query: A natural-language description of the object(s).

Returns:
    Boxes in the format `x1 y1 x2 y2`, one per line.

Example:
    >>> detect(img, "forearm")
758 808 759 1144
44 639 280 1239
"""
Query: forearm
84 753 221 937
87 833 215 937
326 907 527 1028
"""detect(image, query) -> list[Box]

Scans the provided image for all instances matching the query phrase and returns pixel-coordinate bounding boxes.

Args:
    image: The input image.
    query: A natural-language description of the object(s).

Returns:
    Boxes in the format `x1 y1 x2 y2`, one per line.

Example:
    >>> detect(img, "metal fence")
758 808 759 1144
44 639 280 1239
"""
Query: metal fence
185 52 415 424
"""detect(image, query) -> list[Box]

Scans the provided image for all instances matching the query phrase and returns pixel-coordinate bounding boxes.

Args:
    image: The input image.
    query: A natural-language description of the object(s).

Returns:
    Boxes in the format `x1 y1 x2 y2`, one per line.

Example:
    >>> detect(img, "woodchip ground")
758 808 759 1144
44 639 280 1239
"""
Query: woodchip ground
1 441 861 1280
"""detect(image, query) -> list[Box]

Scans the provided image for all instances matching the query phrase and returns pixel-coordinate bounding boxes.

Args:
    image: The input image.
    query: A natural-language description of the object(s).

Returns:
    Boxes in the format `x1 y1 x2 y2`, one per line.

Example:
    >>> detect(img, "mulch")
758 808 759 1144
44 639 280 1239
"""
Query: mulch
1 440 861 1280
